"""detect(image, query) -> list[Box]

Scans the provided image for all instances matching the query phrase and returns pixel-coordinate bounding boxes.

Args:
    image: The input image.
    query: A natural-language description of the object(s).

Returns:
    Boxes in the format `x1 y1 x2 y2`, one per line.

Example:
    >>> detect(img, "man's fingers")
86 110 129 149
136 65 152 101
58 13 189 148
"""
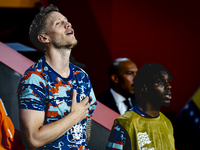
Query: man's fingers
82 96 89 105
72 89 77 103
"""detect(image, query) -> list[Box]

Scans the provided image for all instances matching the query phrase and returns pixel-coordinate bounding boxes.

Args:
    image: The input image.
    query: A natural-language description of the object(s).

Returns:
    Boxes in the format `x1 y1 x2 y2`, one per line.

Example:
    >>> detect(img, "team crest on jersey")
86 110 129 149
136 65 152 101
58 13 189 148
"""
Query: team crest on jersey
67 123 85 144
137 132 155 150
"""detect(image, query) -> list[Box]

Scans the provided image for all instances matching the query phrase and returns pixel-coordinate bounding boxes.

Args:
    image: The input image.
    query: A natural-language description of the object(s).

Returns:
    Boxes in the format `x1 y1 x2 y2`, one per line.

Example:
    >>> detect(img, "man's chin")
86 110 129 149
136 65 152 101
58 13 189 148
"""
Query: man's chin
67 40 78 49
163 100 171 107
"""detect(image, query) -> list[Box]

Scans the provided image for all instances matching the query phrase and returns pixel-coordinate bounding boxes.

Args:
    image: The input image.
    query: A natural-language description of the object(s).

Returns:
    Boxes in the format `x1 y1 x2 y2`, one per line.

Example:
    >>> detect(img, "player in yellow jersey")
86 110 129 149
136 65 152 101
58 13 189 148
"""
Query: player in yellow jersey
106 63 175 150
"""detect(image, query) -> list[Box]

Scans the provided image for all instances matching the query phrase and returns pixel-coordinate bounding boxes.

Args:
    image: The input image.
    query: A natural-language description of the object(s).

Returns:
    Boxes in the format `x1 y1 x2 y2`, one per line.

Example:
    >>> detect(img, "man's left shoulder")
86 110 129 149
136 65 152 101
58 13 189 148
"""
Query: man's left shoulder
116 111 137 125
70 63 88 76
159 112 173 126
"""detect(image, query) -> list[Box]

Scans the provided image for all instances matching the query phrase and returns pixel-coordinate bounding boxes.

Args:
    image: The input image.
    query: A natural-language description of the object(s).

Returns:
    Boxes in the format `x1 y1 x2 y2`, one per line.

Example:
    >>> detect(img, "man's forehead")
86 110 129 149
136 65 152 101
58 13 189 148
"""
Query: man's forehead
120 61 138 70
154 71 169 79
160 71 168 75
46 11 67 22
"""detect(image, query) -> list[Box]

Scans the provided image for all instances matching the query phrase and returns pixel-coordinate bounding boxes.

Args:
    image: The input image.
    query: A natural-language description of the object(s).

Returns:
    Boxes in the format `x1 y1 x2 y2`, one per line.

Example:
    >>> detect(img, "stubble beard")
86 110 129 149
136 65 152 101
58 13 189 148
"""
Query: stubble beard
53 39 78 49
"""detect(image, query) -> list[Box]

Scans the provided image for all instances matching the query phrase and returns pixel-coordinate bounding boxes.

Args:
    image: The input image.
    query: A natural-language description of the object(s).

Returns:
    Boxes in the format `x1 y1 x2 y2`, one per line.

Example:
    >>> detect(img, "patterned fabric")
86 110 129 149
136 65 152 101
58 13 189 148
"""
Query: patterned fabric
18 56 97 150
130 105 157 118
106 107 175 150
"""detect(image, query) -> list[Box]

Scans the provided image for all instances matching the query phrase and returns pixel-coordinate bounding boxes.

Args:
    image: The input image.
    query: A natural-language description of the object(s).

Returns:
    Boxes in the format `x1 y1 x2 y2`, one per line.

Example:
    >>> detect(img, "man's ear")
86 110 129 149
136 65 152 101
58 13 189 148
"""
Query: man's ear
38 34 50 44
110 74 118 84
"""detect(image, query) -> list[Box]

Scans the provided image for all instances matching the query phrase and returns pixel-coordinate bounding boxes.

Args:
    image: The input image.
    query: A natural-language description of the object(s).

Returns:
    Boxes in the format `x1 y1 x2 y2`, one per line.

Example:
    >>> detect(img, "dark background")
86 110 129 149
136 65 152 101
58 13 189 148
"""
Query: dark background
0 0 200 149
1 0 199 120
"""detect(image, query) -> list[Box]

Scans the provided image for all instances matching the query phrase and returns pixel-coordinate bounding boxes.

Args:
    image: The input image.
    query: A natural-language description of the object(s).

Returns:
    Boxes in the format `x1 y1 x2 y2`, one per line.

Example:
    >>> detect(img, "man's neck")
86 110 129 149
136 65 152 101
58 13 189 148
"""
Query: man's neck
137 101 160 118
112 86 129 99
45 47 71 78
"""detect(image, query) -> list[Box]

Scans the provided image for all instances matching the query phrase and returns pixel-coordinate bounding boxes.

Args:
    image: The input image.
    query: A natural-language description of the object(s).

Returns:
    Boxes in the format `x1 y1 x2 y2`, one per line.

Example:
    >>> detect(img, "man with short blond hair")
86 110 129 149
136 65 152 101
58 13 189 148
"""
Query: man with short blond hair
18 5 97 150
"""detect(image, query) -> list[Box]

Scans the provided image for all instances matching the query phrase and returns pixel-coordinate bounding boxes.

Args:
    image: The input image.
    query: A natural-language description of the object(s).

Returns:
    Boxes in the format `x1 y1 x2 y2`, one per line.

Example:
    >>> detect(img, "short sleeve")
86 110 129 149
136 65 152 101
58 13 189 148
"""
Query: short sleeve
106 120 131 150
87 78 97 118
18 72 46 111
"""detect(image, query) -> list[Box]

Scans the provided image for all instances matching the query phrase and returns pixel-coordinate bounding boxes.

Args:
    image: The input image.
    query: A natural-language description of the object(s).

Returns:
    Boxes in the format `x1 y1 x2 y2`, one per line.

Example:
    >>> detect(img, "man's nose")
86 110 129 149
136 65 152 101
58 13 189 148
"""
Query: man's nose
64 21 72 28
166 83 171 90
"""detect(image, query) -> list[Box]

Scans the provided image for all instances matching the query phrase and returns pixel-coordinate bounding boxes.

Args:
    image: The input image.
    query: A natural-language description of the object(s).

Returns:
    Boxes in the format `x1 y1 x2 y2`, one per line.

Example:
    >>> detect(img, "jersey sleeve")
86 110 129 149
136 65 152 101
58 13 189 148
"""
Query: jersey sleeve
106 120 131 150
86 77 97 118
18 70 46 111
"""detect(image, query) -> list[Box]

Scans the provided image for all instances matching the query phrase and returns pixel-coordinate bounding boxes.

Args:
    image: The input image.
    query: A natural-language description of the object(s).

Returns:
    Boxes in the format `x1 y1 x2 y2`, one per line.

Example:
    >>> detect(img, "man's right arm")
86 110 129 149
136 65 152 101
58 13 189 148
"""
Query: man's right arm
19 89 90 149
106 121 131 150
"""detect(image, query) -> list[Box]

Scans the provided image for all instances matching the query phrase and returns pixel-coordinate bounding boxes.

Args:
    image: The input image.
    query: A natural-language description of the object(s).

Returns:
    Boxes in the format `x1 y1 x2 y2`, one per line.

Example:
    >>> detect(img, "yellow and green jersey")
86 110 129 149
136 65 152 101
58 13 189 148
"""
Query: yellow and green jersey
106 106 175 150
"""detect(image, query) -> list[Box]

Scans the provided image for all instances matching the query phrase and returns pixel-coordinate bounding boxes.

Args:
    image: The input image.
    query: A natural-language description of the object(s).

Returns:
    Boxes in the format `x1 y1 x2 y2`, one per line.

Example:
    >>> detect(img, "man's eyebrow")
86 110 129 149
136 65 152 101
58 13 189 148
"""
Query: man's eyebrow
154 75 164 81
62 17 68 21
125 71 134 73
55 17 68 22
52 17 68 25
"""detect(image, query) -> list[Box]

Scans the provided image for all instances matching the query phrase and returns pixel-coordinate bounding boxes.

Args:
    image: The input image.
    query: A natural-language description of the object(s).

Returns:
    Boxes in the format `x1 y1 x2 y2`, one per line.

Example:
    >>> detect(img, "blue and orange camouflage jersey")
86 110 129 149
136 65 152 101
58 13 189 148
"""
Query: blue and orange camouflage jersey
18 56 97 150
